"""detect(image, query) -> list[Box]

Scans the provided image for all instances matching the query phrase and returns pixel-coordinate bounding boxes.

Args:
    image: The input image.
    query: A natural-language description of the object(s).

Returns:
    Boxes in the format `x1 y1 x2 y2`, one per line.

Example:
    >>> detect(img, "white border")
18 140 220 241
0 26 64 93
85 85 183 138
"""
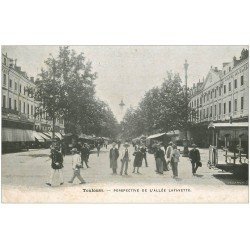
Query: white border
1 1 249 250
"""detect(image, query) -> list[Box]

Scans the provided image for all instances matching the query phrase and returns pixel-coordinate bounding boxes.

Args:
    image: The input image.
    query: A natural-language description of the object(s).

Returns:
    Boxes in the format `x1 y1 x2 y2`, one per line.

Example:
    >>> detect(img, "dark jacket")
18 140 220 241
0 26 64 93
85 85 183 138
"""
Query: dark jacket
109 148 119 160
50 150 63 169
189 148 200 163
81 146 90 159
154 148 165 160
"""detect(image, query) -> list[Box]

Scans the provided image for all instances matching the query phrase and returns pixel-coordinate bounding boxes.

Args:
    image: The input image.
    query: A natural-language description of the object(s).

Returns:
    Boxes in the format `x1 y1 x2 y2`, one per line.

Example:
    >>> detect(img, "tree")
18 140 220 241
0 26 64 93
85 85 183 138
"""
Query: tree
121 71 196 139
31 46 118 138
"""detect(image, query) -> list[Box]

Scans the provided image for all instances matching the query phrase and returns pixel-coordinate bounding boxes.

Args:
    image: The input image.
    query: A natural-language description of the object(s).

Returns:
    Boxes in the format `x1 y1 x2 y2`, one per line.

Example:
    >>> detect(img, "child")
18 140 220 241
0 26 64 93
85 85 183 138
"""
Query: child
68 148 86 184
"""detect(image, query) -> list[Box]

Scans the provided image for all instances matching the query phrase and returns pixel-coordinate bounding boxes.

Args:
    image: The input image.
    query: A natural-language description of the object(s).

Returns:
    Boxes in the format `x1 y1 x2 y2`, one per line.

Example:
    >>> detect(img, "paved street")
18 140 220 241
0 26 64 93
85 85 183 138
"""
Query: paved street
2 145 248 203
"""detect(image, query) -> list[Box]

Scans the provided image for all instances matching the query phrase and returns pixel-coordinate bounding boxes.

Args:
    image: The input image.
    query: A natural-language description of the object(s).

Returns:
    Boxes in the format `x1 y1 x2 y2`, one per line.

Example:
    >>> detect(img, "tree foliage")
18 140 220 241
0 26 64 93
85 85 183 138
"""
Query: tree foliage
33 46 118 138
121 71 196 139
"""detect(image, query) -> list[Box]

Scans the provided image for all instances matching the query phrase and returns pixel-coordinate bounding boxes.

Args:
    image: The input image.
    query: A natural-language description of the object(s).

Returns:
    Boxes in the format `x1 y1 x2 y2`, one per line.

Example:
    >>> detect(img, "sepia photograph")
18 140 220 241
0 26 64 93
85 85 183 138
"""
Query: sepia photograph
1 45 249 203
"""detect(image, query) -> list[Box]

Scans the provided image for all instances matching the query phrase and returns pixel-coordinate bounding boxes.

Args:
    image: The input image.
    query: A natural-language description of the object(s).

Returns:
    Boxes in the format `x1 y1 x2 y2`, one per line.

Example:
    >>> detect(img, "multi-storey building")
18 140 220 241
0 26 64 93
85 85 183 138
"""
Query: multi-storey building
2 53 65 152
189 49 248 147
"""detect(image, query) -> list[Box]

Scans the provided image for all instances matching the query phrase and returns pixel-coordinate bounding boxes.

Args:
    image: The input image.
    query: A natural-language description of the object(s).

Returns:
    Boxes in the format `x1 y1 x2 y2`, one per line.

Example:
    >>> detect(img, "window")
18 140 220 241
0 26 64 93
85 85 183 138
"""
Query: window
3 74 7 85
9 98 12 109
31 105 33 116
224 103 226 114
9 79 12 88
14 100 17 110
27 104 30 115
215 89 217 98
229 66 231 71
228 82 231 92
211 91 213 99
15 82 17 90
241 97 244 110
219 87 221 96
197 99 199 107
219 103 221 115
234 79 237 89
229 101 231 113
200 97 202 106
241 75 244 86
214 105 217 116
234 99 237 112
224 85 226 94
200 110 202 120
210 106 213 117
19 85 22 93
203 109 205 119
2 95 6 108
207 107 209 118
23 102 26 113
224 70 226 75
19 100 21 112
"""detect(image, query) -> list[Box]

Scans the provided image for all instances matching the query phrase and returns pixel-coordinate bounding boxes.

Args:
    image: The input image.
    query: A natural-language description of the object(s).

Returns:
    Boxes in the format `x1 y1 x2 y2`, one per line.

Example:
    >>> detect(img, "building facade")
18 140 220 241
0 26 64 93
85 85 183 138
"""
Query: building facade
189 49 249 147
2 53 65 152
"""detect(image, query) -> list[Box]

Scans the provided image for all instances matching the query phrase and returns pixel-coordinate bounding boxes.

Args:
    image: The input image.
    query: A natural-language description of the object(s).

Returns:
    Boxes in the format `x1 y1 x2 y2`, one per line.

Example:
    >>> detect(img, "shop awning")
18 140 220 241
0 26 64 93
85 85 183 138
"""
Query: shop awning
2 128 35 142
41 132 52 141
208 122 249 129
55 132 63 140
33 131 45 142
147 132 166 139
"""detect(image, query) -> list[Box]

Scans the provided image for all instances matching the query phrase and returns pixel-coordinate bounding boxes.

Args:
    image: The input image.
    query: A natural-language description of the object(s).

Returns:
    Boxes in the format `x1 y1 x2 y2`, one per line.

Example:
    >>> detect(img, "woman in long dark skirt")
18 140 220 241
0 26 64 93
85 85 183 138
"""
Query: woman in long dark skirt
133 148 143 174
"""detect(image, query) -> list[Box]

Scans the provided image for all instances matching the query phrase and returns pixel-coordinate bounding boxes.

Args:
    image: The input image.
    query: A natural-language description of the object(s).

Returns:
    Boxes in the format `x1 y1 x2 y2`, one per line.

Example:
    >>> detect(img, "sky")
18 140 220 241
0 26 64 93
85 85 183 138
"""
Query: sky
2 45 248 122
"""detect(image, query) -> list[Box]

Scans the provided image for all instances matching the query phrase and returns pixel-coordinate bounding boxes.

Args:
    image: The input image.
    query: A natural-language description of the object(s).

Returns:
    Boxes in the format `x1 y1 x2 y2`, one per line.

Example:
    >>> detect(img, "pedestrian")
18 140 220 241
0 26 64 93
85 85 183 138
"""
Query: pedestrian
61 140 66 157
171 144 180 178
120 142 131 175
68 148 86 184
133 147 143 174
96 143 101 157
140 144 148 167
109 142 119 174
166 142 173 170
80 143 90 168
189 144 201 176
154 143 165 174
46 146 64 186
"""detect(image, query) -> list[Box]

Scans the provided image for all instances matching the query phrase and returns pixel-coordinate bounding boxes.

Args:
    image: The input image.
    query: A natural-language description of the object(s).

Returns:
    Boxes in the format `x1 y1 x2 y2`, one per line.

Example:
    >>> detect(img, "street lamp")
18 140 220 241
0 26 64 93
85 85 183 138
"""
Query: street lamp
183 59 189 157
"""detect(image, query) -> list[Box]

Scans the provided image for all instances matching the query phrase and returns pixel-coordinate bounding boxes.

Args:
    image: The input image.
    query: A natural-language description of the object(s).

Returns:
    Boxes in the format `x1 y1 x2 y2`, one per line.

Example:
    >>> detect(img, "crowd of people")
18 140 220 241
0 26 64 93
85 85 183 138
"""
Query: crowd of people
109 140 201 179
45 139 201 186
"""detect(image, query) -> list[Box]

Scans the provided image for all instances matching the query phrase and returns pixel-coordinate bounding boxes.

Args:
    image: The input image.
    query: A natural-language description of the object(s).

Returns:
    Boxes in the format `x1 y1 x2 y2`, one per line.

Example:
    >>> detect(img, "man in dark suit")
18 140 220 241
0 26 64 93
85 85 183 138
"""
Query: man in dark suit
81 143 90 168
189 144 201 176
109 142 119 174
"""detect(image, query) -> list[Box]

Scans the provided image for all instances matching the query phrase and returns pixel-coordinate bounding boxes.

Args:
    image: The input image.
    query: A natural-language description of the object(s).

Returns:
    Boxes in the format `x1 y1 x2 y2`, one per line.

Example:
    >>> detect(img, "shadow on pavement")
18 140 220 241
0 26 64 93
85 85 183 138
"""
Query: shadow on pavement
213 174 248 185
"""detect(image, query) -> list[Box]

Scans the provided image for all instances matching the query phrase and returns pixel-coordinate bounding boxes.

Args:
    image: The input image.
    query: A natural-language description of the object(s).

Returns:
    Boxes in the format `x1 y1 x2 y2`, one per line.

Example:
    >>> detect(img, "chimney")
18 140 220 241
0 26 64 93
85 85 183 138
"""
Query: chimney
16 66 21 71
30 77 34 82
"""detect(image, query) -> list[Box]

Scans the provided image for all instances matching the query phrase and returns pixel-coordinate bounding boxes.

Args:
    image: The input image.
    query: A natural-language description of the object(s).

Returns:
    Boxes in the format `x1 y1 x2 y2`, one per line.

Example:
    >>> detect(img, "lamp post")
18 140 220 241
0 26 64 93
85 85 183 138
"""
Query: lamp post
183 60 189 157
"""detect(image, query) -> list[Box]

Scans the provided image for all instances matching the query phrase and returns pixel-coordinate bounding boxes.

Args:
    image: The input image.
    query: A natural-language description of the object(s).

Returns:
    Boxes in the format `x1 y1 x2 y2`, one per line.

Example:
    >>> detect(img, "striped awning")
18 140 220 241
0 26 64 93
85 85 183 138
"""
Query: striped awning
33 131 45 142
2 128 35 142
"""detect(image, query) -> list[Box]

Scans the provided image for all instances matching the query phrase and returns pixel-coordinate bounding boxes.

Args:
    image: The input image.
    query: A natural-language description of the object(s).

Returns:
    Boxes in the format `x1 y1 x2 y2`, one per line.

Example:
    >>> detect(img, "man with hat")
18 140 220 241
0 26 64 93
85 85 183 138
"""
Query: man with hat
80 143 90 168
165 141 174 170
68 148 86 184
154 143 165 174
189 144 201 176
109 142 119 174
140 144 148 167
46 145 64 186
120 142 131 175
